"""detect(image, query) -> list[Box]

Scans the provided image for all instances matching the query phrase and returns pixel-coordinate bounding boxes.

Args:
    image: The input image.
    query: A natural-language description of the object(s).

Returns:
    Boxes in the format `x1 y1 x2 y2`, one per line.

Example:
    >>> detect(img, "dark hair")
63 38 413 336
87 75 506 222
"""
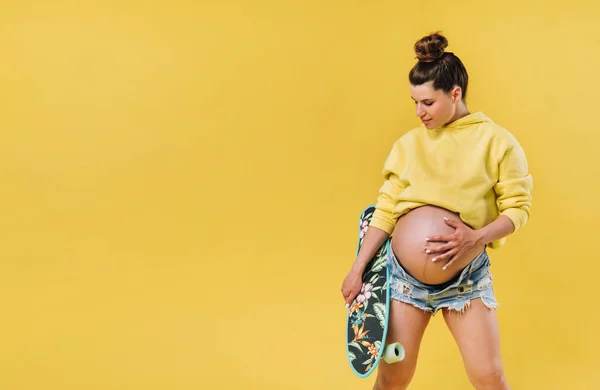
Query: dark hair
408 32 469 101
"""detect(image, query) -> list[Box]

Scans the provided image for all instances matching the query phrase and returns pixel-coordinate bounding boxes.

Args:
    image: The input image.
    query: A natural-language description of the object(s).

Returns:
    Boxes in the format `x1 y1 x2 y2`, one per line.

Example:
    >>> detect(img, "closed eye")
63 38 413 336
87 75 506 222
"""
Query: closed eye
414 100 434 106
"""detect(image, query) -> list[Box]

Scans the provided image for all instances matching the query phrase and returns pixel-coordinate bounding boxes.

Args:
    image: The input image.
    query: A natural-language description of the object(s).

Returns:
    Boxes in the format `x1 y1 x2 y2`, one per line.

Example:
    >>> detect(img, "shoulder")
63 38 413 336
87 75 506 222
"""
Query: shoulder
390 127 423 150
475 119 525 154
488 123 520 145
477 120 529 164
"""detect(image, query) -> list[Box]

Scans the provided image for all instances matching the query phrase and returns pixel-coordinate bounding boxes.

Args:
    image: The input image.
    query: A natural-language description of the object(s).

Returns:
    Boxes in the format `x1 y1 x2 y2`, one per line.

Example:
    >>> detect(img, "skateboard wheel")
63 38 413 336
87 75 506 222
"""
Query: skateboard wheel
382 342 405 363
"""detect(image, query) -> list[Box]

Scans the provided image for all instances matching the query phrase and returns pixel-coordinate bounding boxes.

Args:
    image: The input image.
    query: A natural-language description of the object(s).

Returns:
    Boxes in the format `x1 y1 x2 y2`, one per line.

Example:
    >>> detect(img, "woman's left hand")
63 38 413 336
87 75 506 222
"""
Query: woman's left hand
425 217 486 271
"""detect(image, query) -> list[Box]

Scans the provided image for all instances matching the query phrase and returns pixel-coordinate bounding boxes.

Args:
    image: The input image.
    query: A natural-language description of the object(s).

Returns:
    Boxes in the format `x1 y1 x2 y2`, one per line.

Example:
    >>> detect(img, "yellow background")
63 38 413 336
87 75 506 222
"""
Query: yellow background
1 1 599 389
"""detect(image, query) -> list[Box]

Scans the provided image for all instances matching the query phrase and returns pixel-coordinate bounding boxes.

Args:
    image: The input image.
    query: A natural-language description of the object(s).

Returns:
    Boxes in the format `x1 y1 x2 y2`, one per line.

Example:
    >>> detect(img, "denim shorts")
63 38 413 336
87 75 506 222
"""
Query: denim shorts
386 240 499 315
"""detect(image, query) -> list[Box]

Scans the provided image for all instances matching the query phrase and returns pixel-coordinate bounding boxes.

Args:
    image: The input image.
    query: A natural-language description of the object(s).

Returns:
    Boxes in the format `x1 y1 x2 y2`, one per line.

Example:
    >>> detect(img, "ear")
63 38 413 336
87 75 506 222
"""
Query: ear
451 86 462 103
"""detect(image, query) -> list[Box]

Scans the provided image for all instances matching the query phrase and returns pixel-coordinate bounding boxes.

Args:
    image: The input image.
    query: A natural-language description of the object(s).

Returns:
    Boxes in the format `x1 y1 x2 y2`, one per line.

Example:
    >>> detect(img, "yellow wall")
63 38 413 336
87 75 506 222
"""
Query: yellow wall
1 1 599 389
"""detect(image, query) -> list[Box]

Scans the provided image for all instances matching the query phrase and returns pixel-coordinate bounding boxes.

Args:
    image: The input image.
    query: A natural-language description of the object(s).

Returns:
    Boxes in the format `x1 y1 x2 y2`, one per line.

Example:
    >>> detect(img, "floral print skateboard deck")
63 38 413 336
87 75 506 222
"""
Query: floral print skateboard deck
346 205 405 378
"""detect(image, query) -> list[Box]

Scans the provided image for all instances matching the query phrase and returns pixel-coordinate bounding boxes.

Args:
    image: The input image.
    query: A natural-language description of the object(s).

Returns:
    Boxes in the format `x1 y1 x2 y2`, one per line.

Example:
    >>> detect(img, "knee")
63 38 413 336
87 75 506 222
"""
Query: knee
468 365 509 390
373 367 414 390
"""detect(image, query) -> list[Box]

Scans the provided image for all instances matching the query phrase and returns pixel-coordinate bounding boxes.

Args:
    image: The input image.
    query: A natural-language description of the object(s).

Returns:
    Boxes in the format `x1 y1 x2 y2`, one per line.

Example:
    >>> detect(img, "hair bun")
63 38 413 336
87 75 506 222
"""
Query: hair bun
414 32 448 63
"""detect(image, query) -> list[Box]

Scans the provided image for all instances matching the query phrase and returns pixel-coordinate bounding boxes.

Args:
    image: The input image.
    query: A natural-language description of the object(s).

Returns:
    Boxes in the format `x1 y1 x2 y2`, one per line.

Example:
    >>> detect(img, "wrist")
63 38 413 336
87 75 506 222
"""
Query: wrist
474 215 515 247
474 228 488 246
351 258 367 274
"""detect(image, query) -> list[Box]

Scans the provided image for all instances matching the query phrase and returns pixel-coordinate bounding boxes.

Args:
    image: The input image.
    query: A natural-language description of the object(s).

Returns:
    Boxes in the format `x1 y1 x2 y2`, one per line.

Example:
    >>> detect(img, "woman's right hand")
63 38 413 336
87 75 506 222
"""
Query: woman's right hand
341 269 363 308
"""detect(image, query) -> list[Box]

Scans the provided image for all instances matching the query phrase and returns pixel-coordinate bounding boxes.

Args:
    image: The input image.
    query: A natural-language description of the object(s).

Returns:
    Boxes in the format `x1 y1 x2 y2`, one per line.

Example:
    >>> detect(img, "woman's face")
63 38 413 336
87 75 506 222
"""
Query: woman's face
410 81 462 130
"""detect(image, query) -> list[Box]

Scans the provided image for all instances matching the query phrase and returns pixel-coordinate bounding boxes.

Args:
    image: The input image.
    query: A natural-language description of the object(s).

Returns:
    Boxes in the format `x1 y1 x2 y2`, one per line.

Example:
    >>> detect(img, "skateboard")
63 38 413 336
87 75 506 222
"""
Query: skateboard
346 205 405 378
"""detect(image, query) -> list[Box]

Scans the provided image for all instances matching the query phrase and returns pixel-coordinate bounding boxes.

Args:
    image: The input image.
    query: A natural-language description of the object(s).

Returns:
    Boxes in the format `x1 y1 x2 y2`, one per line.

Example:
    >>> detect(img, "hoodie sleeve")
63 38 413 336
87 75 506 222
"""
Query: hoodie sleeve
493 141 533 232
369 143 408 234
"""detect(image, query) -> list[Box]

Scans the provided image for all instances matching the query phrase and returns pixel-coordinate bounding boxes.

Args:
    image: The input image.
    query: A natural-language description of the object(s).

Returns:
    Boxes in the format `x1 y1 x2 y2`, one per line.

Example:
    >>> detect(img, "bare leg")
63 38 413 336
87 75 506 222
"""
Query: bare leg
373 300 431 390
443 298 510 390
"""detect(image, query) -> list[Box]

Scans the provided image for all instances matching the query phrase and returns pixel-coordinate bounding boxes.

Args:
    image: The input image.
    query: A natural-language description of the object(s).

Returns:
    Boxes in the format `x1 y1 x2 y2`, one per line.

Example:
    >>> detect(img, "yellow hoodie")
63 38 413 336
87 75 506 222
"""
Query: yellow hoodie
370 112 533 249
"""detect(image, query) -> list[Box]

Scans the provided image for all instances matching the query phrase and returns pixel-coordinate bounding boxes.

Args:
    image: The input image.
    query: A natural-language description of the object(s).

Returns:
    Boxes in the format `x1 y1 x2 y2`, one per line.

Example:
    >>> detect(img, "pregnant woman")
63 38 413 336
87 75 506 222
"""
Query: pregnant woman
341 32 533 390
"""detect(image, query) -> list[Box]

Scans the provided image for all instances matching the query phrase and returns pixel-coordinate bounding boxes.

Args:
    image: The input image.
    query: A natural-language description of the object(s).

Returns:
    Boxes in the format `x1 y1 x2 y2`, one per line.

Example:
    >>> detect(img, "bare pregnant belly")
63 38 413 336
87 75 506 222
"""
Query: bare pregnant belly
391 205 472 285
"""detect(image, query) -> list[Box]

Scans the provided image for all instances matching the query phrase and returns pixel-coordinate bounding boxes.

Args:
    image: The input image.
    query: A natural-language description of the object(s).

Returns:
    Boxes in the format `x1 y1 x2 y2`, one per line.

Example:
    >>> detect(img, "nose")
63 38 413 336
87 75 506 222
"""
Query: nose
415 103 426 118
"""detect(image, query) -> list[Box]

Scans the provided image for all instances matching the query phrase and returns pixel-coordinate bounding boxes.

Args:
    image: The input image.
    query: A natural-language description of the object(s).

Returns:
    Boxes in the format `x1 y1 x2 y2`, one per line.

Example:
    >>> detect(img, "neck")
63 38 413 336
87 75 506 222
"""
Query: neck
448 104 470 124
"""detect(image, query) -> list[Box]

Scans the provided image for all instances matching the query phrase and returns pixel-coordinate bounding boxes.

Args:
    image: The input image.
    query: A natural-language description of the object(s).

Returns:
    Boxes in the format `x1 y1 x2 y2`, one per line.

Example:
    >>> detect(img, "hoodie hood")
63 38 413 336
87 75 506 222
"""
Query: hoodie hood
440 111 493 130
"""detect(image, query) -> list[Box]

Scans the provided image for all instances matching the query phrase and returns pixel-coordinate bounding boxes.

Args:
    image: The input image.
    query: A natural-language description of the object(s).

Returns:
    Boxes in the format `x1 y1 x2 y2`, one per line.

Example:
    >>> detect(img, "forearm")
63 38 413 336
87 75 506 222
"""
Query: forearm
351 226 390 274
476 215 515 246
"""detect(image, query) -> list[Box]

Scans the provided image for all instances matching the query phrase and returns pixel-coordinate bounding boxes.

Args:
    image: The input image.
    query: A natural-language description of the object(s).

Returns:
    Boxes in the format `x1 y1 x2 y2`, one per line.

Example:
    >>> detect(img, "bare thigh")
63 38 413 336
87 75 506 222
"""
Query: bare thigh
443 298 509 389
374 300 431 389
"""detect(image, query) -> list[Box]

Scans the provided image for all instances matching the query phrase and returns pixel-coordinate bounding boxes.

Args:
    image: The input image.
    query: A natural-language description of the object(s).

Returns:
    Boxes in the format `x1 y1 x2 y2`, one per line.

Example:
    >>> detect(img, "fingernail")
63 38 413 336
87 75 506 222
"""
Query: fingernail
425 249 430 253
425 237 430 241
444 217 448 221
345 303 349 308
432 257 437 262
442 265 447 270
